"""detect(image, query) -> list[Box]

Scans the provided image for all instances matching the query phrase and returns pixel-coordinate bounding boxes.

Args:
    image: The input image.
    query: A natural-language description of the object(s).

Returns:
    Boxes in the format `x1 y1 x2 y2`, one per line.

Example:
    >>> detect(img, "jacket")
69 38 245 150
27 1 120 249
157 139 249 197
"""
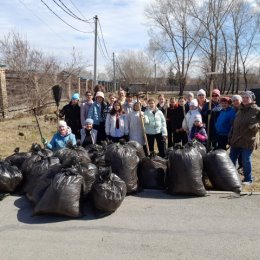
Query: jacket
157 103 167 117
46 128 76 151
80 100 93 127
144 108 167 136
230 103 260 150
167 105 185 130
122 101 134 114
59 102 81 135
87 101 107 125
105 113 129 137
190 125 208 144
182 109 202 133
80 128 98 145
215 107 236 136
127 110 145 145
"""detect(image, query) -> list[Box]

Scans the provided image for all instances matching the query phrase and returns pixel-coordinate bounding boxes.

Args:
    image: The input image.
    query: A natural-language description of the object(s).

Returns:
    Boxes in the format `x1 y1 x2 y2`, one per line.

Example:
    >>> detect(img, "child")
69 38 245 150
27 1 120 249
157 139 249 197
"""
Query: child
190 117 208 145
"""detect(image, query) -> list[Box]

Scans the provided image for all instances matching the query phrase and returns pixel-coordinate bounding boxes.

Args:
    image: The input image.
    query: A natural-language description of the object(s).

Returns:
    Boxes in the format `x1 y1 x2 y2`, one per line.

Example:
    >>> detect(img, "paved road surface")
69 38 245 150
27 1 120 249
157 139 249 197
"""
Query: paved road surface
0 191 260 260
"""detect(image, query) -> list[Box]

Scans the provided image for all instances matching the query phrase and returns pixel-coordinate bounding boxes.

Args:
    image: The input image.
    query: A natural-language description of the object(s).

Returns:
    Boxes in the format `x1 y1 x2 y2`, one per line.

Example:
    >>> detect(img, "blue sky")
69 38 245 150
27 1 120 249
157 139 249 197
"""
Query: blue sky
0 0 150 73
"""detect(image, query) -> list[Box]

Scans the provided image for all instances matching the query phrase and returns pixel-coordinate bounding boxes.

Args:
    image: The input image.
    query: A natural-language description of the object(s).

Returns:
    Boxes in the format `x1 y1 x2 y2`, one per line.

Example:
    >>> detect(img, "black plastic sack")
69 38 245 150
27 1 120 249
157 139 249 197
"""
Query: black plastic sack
167 146 206 196
23 155 60 195
54 146 91 166
127 141 146 160
92 167 126 213
203 149 241 193
28 164 63 205
79 163 99 197
0 161 23 193
185 141 207 158
140 155 167 189
105 143 139 194
34 168 84 217
5 148 31 169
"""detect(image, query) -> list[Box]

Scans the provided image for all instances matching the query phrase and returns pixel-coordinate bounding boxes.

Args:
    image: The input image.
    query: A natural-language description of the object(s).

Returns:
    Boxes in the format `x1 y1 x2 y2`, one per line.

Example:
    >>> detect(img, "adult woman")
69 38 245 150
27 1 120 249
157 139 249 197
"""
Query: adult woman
44 120 76 151
59 93 81 139
144 98 167 157
127 102 145 146
231 95 242 112
229 91 260 184
80 91 93 127
80 118 97 148
105 101 129 143
201 89 222 149
196 89 208 112
157 94 168 118
87 91 107 144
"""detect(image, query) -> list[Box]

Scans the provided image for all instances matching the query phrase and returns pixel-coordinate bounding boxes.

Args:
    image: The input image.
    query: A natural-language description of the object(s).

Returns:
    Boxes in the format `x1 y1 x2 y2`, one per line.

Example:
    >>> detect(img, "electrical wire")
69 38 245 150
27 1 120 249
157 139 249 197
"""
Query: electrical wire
40 0 93 33
97 19 110 59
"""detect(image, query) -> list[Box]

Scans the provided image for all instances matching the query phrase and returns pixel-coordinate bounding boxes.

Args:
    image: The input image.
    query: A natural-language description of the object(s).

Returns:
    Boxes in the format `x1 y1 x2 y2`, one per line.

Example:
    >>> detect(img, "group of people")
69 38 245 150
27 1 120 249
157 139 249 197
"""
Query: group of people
43 86 260 184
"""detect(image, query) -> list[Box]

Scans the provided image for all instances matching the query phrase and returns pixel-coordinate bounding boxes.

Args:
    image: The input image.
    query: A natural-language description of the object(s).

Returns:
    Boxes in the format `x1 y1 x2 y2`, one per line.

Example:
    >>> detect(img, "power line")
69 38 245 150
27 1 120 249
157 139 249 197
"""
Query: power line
97 34 111 62
67 0 88 20
40 0 93 34
98 19 110 59
17 0 69 43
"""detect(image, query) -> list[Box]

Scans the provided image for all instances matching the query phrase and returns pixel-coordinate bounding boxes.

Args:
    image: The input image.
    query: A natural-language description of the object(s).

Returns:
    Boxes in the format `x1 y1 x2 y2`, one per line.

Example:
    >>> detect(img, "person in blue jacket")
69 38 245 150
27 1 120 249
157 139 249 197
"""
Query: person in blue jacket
43 120 76 151
215 97 236 150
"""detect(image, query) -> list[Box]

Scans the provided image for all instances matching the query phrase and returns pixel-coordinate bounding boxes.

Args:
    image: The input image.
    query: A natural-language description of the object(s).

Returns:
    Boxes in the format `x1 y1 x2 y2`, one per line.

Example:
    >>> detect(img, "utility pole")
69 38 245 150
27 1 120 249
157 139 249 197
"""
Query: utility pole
93 15 98 87
113 52 116 92
154 63 157 92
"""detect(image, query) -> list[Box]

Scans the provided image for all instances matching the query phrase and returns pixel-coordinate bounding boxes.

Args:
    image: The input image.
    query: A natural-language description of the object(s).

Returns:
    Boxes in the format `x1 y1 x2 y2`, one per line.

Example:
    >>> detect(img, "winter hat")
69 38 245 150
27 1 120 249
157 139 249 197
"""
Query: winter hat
231 95 242 102
71 93 80 100
212 89 220 96
189 99 198 107
84 118 94 125
220 97 232 104
58 120 67 128
197 89 206 97
95 91 105 99
194 115 202 123
187 92 194 98
242 91 256 101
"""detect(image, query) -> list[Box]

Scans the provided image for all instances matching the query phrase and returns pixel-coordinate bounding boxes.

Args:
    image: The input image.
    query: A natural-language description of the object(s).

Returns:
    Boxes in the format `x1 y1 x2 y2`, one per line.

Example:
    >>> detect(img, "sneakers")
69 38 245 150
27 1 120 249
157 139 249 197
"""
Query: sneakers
242 181 253 185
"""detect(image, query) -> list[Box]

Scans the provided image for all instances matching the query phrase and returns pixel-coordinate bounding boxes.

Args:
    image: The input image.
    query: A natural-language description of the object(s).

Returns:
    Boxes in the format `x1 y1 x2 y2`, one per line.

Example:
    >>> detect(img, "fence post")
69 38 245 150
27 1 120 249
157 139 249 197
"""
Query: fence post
0 67 8 118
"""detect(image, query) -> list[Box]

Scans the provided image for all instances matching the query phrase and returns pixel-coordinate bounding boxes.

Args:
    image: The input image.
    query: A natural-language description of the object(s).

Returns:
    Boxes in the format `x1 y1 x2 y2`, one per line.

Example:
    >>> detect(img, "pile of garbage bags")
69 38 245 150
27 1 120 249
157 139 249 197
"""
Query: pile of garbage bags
0 140 242 218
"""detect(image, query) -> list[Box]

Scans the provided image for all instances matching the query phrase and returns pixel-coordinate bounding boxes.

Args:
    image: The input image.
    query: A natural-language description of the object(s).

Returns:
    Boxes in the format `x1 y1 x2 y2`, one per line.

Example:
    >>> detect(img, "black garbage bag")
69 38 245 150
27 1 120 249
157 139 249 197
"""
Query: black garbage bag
127 141 146 160
79 163 99 197
105 142 139 194
92 167 126 213
185 141 207 158
54 146 91 166
34 168 84 217
0 161 23 193
203 149 241 193
5 148 31 169
139 155 167 189
167 146 206 196
28 164 63 205
85 144 104 160
23 155 60 196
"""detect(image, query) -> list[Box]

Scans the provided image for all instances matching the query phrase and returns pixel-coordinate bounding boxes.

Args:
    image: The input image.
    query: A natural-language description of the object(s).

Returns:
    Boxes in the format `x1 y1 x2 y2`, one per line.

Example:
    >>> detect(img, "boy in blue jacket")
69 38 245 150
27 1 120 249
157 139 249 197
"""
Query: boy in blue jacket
215 97 236 150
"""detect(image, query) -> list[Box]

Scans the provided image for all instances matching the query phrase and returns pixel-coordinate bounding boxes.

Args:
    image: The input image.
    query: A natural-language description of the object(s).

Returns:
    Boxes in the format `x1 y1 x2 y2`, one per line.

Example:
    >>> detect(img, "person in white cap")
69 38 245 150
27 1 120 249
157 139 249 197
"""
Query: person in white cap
196 89 208 112
87 91 107 144
231 94 242 112
80 118 97 147
43 120 76 151
185 92 194 112
229 91 260 184
59 92 81 139
182 99 202 134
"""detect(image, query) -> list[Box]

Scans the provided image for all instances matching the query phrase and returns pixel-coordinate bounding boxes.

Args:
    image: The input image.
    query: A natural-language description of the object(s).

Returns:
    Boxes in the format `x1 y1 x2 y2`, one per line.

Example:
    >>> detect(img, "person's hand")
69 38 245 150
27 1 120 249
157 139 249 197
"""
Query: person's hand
163 136 167 141
124 135 129 142
41 137 47 145
248 123 259 131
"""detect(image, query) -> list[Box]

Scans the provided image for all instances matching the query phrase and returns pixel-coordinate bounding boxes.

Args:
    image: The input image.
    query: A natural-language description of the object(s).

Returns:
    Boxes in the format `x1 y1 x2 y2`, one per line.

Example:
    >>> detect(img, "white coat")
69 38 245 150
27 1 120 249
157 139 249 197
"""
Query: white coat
127 111 145 145
182 109 202 133
105 113 129 137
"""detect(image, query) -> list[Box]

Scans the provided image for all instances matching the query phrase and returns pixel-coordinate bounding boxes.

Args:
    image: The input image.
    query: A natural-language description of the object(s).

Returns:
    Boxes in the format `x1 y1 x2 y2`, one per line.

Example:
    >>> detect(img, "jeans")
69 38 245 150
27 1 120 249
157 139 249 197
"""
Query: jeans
230 147 253 182
146 133 166 158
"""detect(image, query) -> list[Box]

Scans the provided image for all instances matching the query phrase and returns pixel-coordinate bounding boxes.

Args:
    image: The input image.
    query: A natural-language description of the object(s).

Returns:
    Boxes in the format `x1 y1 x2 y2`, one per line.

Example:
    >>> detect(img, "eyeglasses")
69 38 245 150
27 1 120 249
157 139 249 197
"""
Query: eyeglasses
212 95 219 97
198 94 205 96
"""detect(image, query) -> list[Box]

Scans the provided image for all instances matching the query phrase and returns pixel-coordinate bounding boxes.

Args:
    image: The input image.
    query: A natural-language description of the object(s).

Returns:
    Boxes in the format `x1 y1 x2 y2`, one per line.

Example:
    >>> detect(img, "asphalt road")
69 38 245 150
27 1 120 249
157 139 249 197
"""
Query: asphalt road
0 191 260 260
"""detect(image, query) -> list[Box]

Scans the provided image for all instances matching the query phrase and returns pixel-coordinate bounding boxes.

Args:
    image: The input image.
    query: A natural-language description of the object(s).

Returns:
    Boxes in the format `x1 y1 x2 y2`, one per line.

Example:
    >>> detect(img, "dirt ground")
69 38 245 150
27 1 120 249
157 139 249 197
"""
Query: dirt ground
0 114 259 192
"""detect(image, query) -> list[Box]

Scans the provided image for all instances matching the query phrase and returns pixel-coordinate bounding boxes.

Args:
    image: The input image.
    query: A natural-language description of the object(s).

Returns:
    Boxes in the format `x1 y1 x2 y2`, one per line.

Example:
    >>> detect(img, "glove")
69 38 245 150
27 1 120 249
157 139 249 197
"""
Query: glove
123 135 129 142
106 135 111 140
41 137 47 145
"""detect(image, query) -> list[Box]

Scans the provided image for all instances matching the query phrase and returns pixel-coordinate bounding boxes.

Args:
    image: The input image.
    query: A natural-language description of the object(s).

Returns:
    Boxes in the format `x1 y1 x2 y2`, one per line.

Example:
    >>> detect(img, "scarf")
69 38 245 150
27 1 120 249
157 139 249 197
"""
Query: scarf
116 113 120 129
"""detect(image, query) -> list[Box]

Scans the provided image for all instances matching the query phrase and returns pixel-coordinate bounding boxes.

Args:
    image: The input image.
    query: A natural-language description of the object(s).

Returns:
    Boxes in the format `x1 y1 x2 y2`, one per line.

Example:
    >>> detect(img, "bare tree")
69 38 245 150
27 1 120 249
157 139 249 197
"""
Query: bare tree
146 0 201 95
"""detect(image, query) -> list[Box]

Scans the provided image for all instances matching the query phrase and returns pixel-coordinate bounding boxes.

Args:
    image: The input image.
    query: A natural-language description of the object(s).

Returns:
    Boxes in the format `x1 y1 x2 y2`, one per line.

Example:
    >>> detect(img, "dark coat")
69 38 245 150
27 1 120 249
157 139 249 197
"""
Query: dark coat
59 102 81 138
167 105 185 131
230 103 260 150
